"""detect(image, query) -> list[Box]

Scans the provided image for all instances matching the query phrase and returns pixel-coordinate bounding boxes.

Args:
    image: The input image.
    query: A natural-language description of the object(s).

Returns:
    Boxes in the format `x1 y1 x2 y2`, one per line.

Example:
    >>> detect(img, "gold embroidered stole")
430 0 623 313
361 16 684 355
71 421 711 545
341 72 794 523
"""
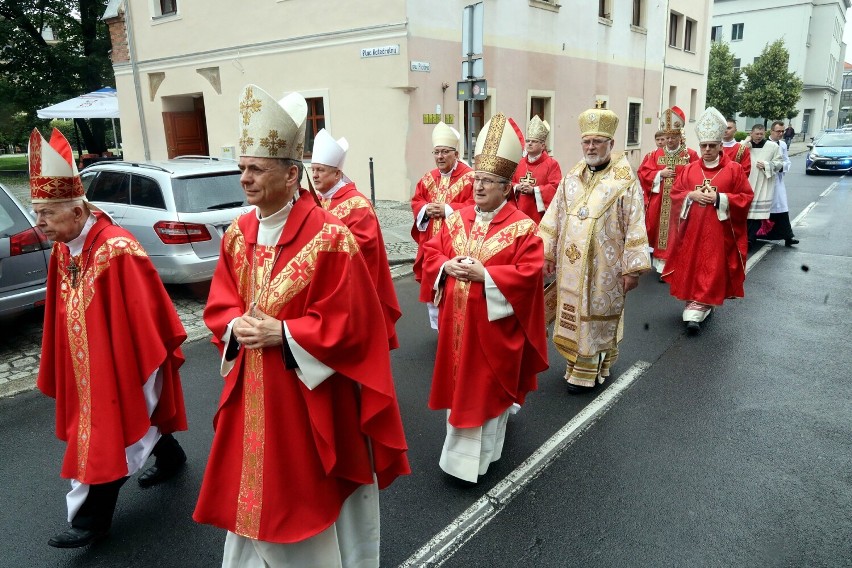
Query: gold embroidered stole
656 147 690 249
322 195 373 220
224 221 359 539
444 212 536 381
57 237 147 480
423 171 473 237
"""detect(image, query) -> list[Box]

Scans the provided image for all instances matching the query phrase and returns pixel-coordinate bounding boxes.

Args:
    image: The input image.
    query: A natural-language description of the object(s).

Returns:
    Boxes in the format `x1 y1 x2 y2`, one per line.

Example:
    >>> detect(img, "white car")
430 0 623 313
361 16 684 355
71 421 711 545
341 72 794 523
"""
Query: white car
81 157 250 284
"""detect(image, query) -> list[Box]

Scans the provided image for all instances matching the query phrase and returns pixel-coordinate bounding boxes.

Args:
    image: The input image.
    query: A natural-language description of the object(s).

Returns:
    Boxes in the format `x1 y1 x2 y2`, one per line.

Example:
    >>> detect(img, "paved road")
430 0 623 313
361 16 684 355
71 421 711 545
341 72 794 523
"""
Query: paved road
1 154 850 567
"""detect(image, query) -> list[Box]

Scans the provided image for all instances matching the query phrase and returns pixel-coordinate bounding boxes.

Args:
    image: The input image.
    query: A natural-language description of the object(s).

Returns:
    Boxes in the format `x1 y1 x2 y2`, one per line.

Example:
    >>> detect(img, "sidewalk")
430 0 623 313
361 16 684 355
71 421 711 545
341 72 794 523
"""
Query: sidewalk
0 199 417 398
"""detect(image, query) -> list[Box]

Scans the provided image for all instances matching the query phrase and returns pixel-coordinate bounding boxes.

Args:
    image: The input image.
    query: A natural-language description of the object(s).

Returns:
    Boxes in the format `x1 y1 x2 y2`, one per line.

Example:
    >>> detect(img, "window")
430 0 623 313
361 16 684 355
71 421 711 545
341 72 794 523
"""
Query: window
598 0 611 19
160 0 176 16
304 97 325 158
843 75 852 90
733 58 741 71
711 25 722 42
669 12 680 48
627 102 641 145
631 0 642 27
530 97 547 120
732 23 744 41
690 90 697 121
87 171 130 204
130 176 166 209
684 19 695 52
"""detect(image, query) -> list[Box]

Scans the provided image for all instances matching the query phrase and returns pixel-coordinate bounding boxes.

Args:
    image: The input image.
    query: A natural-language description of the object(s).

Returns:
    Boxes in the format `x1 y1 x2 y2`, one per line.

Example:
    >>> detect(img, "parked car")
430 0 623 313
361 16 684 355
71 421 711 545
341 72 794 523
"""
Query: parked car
81 157 250 283
805 132 852 175
0 183 51 318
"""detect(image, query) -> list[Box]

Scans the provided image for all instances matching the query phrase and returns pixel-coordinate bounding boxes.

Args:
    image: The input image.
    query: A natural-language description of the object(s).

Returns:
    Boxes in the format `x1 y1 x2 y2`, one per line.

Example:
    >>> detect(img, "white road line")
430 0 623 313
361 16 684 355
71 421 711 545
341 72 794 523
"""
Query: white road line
792 201 817 226
399 360 652 568
820 182 838 198
746 244 773 273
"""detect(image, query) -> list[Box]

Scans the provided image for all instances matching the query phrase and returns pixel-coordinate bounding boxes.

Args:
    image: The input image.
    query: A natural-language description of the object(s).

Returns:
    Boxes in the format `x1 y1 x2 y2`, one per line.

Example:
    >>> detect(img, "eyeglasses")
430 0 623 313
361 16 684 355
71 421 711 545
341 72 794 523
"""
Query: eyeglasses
473 176 503 187
581 138 609 147
432 149 455 156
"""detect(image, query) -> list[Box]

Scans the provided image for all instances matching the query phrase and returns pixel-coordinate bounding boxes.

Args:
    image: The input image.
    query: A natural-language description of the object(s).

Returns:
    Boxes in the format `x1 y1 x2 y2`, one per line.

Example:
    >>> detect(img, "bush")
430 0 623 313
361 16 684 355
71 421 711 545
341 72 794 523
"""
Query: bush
734 131 748 142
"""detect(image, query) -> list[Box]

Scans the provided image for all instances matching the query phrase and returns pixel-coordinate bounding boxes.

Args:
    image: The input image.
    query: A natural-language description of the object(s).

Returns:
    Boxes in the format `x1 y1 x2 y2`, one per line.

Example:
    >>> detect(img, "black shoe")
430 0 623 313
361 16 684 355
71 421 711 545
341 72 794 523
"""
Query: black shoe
566 381 597 395
138 441 187 488
785 238 799 247
686 321 700 335
48 526 108 548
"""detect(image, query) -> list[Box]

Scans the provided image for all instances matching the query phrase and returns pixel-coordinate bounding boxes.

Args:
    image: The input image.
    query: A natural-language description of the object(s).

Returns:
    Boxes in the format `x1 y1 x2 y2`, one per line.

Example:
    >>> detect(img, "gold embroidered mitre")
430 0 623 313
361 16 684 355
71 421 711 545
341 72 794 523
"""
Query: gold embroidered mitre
660 106 686 135
474 112 524 180
578 101 619 139
526 115 550 142
694 107 726 143
238 84 307 160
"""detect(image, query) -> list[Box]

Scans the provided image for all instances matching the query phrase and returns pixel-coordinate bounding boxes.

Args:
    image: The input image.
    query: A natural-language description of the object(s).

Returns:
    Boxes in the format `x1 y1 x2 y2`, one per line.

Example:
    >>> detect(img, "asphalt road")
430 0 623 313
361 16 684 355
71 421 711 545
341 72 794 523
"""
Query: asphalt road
1 155 850 567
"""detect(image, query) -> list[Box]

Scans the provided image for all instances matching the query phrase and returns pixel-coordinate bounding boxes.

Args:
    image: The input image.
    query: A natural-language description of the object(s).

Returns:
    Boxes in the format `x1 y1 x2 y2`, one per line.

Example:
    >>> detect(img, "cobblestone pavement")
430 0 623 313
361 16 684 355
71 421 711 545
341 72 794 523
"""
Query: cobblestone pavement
0 182 416 397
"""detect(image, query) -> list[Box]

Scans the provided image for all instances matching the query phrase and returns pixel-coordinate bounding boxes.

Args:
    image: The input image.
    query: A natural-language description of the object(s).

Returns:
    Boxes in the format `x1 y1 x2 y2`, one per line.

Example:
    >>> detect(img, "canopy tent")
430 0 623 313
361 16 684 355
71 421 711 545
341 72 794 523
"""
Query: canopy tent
37 87 121 159
37 87 120 120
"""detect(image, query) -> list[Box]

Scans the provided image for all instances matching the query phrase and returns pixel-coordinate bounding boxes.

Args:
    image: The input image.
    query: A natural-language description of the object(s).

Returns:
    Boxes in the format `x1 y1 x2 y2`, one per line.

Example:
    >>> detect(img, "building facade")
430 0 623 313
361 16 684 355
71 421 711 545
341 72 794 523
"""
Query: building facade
102 0 710 201
664 0 713 149
712 0 850 137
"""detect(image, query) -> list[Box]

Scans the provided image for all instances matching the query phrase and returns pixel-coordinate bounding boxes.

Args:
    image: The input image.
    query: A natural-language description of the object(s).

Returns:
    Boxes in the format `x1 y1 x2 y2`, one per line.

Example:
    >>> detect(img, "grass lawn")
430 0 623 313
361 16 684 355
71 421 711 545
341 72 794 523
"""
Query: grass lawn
0 154 27 170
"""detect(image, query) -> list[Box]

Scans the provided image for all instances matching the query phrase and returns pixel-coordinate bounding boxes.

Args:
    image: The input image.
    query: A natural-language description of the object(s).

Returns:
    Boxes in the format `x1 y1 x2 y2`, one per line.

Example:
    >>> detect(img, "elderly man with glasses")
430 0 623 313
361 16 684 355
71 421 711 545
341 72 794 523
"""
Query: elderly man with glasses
661 107 753 334
420 113 548 483
411 122 475 329
539 102 650 394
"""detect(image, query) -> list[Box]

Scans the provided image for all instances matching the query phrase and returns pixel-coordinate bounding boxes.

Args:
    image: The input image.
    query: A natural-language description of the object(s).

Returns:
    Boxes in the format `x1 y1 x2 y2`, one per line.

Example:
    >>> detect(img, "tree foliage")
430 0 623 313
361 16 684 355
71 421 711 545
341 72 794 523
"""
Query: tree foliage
706 41 742 119
739 40 804 125
0 0 113 152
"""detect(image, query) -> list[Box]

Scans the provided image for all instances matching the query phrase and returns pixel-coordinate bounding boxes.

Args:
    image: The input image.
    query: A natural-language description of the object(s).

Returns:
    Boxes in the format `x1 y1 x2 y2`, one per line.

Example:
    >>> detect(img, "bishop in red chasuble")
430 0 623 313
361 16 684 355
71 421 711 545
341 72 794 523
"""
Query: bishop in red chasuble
662 107 754 334
421 113 548 483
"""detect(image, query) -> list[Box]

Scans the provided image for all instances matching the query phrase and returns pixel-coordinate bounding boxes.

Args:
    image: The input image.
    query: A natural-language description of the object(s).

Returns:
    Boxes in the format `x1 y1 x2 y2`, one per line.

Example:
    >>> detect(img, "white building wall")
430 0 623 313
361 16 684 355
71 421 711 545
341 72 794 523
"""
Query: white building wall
107 0 708 200
712 0 849 136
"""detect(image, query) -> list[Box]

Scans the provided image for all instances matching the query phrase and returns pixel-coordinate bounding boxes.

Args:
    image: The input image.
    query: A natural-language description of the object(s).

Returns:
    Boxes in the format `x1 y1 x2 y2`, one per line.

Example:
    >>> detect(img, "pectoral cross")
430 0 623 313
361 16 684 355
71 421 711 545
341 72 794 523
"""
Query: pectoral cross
67 260 80 288
656 148 690 250
519 171 536 186
695 179 716 207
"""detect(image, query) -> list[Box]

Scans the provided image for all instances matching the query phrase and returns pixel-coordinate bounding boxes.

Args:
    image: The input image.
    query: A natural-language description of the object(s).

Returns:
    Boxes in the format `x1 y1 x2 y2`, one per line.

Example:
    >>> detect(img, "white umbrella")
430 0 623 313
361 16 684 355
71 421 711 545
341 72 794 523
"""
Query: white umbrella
37 87 121 152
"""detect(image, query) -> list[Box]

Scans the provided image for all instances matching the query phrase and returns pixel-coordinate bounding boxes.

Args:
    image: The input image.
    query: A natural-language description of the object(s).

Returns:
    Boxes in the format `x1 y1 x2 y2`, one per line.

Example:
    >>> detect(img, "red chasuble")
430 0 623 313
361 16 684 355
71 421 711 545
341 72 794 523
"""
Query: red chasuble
662 153 754 305
421 203 548 428
38 213 187 485
195 191 409 544
510 150 563 222
410 163 475 282
321 182 401 349
637 146 699 261
722 142 752 177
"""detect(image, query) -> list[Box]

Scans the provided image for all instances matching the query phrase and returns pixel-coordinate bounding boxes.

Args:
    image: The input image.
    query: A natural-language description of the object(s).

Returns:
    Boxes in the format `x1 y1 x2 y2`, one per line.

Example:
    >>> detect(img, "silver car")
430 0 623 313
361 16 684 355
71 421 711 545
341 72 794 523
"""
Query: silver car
0 183 51 317
81 157 250 284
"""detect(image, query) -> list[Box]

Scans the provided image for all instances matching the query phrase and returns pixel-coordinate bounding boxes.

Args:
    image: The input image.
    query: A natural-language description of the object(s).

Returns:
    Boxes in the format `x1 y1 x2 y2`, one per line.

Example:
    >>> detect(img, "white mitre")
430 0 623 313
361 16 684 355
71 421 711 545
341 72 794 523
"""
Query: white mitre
237 84 307 160
695 107 727 143
311 128 349 169
432 121 461 150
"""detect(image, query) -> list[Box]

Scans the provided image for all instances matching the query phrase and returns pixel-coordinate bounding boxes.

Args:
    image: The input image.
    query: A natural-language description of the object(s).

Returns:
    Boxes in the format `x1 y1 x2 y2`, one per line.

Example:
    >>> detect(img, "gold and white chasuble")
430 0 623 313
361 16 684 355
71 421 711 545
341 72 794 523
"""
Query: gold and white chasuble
538 152 650 361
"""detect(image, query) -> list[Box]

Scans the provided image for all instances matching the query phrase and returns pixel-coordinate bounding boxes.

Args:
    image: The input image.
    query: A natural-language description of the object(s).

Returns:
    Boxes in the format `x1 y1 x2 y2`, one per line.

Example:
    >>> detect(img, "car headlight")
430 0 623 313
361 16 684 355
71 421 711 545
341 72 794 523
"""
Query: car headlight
809 152 819 160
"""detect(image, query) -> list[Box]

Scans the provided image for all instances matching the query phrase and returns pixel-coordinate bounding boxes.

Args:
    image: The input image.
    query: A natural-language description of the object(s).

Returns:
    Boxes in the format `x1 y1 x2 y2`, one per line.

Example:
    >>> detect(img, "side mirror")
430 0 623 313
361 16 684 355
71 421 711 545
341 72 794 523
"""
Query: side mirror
806 144 813 150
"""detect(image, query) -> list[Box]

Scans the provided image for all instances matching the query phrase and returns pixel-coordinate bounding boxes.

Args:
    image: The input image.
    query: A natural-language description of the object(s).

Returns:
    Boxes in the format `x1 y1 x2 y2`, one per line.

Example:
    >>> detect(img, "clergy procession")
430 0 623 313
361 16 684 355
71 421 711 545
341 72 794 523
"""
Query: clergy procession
24 76 813 566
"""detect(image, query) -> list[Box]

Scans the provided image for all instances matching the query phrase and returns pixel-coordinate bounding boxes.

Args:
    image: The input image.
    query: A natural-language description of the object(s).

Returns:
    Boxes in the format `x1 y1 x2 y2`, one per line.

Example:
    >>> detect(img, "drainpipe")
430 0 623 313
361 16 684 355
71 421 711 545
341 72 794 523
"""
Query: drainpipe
124 0 150 159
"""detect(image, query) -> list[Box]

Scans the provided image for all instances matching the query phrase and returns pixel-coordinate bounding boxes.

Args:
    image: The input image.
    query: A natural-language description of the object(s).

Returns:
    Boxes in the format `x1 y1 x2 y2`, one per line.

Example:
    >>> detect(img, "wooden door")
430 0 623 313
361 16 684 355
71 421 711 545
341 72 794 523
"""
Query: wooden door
163 111 209 158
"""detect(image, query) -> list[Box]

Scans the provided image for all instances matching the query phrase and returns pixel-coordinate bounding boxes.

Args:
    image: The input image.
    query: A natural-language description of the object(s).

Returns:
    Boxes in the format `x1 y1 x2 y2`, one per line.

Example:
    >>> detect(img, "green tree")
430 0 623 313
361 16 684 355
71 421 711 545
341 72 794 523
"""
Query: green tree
706 41 742 119
0 1 113 153
739 40 804 126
